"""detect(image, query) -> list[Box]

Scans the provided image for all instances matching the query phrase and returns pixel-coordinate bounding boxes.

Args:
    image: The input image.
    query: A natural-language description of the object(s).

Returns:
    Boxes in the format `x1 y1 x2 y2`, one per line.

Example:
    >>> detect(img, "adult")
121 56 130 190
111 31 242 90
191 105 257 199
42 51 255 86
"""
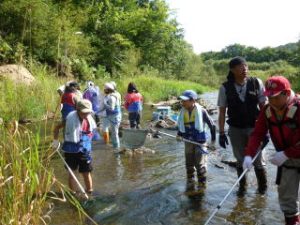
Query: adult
243 76 300 225
53 99 96 194
124 82 143 129
217 56 267 196
102 82 122 150
83 81 101 125
60 81 80 121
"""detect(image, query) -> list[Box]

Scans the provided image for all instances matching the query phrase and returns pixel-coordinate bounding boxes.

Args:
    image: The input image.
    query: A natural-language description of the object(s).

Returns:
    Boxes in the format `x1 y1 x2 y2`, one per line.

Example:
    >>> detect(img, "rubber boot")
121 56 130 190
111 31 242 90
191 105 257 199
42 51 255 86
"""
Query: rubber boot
254 167 268 195
285 215 300 225
236 167 247 197
197 167 207 188
103 131 110 144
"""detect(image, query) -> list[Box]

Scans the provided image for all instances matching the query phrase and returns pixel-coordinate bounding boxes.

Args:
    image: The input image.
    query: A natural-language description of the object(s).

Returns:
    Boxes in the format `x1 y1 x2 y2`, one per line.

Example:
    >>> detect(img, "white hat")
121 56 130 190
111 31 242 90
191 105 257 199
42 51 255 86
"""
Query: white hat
87 81 94 88
104 82 114 90
57 85 65 93
110 81 117 90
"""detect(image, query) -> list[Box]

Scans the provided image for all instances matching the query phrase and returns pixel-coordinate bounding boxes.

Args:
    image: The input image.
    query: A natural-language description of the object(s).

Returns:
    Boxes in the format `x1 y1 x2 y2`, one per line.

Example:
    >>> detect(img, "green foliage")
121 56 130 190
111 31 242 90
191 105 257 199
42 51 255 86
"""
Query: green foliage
118 75 211 102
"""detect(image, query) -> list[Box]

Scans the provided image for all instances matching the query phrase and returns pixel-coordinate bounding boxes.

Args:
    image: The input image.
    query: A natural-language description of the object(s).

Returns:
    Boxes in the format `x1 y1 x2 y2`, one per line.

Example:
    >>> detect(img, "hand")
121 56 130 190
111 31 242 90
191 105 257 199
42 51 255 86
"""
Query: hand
176 135 183 142
243 156 253 170
52 140 60 150
219 133 229 148
270 151 288 166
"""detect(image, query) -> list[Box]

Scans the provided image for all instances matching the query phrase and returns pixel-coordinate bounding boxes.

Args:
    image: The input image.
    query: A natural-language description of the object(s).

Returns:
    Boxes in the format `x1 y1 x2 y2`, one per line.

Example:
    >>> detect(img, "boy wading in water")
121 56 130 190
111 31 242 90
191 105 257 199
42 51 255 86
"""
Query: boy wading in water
53 99 96 195
177 90 216 191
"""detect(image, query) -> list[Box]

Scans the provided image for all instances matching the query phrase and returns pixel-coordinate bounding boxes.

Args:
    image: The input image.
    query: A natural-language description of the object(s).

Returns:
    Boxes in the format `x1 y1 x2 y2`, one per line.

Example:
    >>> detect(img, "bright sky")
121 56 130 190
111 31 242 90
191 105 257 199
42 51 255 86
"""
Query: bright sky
166 0 300 53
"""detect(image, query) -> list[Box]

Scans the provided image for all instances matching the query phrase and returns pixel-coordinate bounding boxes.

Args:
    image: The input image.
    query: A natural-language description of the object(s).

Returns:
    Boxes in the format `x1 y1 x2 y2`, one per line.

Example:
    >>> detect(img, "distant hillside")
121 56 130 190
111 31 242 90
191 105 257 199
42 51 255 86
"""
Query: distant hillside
201 42 300 66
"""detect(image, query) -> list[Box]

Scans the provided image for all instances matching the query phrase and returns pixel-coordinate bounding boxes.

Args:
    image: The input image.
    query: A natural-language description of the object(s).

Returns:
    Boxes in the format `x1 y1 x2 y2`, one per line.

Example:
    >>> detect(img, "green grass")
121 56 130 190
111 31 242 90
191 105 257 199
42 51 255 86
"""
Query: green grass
108 75 213 102
0 122 98 224
0 63 214 122
0 123 53 224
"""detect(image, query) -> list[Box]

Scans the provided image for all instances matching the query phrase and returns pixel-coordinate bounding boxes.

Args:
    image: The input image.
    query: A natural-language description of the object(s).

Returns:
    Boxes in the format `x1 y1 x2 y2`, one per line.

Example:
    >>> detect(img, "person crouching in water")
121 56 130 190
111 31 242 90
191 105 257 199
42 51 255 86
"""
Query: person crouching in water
53 99 96 195
124 82 143 129
243 76 300 225
177 90 216 190
102 82 122 151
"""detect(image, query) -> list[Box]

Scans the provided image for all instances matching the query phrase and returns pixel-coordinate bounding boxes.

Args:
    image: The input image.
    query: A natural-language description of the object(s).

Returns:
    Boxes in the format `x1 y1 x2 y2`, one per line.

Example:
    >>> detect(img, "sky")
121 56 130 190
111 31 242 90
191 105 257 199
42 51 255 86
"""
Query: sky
166 0 300 53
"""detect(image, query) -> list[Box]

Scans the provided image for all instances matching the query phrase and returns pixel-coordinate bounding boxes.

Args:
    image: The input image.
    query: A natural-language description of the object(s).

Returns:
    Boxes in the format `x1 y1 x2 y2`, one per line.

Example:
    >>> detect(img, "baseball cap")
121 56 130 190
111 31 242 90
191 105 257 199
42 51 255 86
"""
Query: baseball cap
76 99 93 113
178 90 198 101
264 76 291 97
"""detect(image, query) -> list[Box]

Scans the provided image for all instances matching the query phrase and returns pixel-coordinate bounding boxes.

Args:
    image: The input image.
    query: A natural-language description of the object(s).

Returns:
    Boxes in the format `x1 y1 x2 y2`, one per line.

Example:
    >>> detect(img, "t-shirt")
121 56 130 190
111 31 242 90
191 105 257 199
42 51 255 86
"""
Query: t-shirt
217 77 266 107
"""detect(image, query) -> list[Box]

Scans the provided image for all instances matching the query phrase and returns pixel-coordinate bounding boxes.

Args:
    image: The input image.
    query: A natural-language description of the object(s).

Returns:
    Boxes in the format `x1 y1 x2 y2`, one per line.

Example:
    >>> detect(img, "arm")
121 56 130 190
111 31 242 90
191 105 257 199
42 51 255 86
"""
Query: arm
284 110 300 158
218 107 226 134
104 95 116 111
202 109 216 142
244 109 268 157
257 78 267 110
53 121 65 140
124 94 130 110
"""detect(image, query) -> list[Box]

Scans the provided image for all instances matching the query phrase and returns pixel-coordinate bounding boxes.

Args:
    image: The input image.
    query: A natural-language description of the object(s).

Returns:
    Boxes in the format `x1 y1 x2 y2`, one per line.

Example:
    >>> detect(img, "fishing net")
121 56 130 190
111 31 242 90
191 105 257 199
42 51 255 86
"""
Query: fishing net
121 128 149 149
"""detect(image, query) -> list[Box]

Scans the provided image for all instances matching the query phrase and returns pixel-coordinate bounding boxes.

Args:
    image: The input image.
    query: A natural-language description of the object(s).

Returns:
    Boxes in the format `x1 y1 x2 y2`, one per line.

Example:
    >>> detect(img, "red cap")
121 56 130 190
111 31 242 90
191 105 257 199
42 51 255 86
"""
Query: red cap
264 76 291 97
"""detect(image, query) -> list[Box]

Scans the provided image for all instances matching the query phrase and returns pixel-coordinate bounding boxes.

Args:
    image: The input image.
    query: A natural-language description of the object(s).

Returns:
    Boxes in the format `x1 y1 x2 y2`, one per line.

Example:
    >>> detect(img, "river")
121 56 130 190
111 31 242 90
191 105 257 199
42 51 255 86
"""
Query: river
49 91 283 225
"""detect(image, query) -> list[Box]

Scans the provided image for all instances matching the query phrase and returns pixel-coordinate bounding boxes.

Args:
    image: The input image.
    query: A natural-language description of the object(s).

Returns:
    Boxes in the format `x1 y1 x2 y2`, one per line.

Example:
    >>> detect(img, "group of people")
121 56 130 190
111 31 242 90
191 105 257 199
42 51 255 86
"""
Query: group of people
175 56 300 225
52 56 300 224
216 57 300 225
52 81 143 196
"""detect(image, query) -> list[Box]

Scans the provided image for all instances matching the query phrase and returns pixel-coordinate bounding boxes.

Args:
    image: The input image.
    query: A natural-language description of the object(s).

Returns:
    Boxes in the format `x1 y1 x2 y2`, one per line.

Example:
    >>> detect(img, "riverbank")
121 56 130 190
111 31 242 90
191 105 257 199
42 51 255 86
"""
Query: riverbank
0 63 213 123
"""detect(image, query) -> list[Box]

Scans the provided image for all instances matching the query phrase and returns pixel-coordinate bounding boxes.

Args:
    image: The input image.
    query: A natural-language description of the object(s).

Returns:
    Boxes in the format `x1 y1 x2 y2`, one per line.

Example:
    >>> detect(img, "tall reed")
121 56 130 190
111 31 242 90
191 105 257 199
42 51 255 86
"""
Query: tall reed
0 122 55 224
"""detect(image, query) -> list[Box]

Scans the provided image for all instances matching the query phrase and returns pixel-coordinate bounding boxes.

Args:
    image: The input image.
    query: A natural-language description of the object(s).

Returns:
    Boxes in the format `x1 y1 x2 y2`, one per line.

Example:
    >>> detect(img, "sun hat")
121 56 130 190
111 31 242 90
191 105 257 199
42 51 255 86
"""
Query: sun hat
76 99 93 113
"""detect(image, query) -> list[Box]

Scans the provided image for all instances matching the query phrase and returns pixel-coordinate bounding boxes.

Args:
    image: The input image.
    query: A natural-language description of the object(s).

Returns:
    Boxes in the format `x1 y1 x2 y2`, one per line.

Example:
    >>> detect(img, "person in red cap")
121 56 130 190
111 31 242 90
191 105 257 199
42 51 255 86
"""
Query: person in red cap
243 75 300 225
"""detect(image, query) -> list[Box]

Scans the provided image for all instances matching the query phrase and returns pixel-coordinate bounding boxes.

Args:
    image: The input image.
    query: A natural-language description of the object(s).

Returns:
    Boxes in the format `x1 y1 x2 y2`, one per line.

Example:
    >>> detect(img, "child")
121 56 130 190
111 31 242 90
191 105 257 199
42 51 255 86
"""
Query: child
53 99 96 195
124 82 143 129
177 90 216 188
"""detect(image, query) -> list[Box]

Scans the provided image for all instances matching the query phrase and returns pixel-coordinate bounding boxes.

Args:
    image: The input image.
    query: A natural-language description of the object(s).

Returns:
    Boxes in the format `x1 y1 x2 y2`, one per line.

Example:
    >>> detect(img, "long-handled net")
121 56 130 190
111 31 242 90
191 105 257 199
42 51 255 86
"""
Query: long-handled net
121 128 149 149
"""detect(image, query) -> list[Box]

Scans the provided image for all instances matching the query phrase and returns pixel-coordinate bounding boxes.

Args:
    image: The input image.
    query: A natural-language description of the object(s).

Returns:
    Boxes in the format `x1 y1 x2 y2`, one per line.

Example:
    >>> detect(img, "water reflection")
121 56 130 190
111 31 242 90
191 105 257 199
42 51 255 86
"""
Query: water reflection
48 92 284 225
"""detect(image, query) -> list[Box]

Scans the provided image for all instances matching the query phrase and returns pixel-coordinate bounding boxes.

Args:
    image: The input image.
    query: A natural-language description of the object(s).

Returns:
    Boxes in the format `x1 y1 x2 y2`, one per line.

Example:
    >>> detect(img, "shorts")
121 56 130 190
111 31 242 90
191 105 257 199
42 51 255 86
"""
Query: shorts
64 152 93 173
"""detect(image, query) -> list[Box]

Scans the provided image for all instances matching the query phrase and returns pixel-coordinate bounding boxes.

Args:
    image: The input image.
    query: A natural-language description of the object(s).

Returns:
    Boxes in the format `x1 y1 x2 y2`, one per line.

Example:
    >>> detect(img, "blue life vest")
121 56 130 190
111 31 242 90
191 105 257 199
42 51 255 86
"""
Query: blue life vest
62 131 92 153
182 110 207 143
61 104 76 121
61 92 76 120
105 93 121 116
83 87 100 114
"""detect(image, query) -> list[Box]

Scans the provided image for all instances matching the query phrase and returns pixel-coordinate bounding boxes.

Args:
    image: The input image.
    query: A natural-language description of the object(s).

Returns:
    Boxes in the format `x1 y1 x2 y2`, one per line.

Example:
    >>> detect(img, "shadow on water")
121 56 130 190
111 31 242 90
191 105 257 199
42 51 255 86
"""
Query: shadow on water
48 92 284 225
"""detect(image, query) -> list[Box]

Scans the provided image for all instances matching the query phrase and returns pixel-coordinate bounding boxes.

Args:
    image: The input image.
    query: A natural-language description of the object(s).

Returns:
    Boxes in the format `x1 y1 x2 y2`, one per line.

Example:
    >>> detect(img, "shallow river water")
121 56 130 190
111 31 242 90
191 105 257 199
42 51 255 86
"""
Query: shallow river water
49 92 284 225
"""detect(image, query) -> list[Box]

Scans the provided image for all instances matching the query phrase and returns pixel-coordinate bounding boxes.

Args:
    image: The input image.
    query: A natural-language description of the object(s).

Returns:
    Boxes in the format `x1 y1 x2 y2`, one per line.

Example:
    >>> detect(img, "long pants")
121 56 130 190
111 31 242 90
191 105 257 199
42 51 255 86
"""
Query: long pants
228 126 265 169
278 159 300 217
102 114 121 149
128 112 141 128
184 142 207 179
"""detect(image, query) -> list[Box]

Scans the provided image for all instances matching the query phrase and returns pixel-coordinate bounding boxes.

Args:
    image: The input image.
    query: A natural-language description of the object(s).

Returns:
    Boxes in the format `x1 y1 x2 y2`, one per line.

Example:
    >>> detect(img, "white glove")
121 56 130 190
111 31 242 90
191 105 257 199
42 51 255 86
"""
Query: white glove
243 156 253 170
270 151 288 166
52 140 60 150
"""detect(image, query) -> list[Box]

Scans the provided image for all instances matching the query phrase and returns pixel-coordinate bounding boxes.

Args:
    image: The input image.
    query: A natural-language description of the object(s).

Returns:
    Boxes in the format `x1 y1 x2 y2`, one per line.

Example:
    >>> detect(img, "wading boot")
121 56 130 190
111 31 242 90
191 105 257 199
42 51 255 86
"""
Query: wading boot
285 215 300 225
254 167 267 195
236 167 247 197
103 131 110 144
186 174 195 193
197 167 207 188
